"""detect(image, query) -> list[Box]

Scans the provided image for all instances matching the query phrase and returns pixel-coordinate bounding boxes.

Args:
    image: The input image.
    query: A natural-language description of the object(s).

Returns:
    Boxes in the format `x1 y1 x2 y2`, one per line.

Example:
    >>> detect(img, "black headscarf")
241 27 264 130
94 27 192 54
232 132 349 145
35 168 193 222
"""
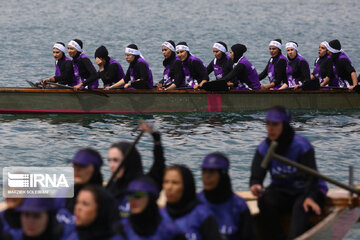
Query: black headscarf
329 39 342 59
273 39 283 55
163 40 176 67
76 185 119 240
231 44 247 63
265 106 295 155
127 44 141 65
176 42 191 62
129 176 161 236
20 199 65 240
107 142 144 202
202 153 233 203
72 39 83 59
66 149 104 213
166 165 199 219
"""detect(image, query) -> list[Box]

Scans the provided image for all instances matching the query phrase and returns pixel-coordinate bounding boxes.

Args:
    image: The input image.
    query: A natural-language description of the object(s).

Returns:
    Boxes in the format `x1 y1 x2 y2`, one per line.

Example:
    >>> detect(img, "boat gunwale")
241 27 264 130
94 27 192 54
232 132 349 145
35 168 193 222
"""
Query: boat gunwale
0 87 354 94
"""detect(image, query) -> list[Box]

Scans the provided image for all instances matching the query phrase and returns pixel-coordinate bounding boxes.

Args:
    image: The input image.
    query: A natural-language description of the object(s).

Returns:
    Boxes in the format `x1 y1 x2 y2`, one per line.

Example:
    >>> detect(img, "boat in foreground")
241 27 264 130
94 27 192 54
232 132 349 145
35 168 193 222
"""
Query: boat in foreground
0 87 360 114
238 188 360 240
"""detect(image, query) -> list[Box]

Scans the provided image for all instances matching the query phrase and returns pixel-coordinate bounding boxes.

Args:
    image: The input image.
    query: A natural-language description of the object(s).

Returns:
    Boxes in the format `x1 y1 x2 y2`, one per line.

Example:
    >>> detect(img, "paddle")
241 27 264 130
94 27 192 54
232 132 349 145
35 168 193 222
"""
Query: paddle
321 85 360 93
26 80 43 88
105 129 144 189
46 82 109 97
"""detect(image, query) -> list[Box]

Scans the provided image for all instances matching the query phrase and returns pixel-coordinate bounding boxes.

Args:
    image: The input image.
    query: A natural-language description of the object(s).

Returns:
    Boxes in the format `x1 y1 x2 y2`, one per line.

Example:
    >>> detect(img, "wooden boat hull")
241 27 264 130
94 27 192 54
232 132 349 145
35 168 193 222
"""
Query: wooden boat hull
0 88 360 114
238 190 360 240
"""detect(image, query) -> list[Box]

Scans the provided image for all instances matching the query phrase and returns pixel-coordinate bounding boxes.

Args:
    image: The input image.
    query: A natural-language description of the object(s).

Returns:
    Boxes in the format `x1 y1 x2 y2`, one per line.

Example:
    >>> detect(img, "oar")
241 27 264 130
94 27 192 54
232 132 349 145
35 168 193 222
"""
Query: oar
25 80 43 88
105 129 144 189
165 87 194 90
320 85 360 93
46 82 109 97
261 141 360 195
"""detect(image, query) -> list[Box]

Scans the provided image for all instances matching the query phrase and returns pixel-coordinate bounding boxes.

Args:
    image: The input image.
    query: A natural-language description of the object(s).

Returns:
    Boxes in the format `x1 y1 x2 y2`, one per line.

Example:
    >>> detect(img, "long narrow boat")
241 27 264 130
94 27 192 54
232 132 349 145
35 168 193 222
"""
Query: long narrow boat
0 87 360 114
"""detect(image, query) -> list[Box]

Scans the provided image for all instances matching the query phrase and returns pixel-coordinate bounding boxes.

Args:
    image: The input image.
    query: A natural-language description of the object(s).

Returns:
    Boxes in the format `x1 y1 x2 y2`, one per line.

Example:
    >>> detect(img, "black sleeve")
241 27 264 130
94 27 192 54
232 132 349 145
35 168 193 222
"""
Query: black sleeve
249 150 267 187
207 61 214 75
274 59 288 85
237 208 256 240
199 216 222 240
124 68 131 83
137 62 150 82
192 60 209 81
339 58 356 75
219 63 245 84
173 61 185 87
146 132 166 190
54 60 74 85
81 58 99 87
173 234 187 240
300 60 311 82
99 63 120 86
258 61 269 80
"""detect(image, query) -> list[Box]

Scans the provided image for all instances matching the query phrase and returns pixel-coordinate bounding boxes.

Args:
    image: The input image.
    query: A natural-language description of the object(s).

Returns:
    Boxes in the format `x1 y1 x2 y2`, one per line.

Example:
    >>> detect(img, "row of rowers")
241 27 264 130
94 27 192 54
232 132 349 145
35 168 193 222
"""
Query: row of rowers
1 108 328 240
42 39 358 91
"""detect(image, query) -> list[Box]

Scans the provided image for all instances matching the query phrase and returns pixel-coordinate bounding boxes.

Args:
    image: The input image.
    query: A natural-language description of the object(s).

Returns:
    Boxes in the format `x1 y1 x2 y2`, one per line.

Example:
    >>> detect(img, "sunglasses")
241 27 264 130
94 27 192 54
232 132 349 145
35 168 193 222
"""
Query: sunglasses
127 192 148 199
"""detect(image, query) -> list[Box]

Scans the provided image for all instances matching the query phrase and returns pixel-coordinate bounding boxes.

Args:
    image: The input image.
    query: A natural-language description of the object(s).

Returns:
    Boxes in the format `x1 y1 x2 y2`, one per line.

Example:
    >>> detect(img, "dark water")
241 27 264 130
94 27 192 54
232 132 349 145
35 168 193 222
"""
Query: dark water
1 0 360 238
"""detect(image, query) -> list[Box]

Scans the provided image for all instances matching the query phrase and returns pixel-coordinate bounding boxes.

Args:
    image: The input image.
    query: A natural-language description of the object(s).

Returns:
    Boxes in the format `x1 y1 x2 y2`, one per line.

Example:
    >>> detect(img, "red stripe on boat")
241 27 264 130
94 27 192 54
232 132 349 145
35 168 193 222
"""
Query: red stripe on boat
207 94 221 112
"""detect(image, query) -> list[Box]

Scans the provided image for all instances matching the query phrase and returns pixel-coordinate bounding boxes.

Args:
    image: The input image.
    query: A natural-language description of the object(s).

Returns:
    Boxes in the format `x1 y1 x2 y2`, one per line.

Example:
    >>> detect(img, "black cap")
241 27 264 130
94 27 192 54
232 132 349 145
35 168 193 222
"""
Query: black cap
329 39 341 51
94 45 109 59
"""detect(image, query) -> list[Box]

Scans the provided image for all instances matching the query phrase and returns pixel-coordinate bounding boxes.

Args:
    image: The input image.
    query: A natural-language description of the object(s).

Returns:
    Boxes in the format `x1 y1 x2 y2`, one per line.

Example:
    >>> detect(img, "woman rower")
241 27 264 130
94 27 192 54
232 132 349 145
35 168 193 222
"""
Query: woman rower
285 41 311 89
161 165 222 240
157 40 184 90
105 44 153 90
259 39 288 90
322 39 358 90
106 122 165 218
206 42 233 80
4 198 72 240
250 106 328 240
69 185 123 240
176 42 209 89
94 45 125 88
119 176 186 239
56 148 103 225
41 42 74 87
198 152 255 240
218 44 261 90
311 42 331 86
67 39 99 90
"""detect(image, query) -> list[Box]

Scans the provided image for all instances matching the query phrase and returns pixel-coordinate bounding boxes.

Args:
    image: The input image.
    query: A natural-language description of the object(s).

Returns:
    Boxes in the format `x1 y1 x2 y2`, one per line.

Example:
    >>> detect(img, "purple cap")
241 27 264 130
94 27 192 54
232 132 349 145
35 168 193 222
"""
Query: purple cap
127 178 159 199
201 153 229 170
72 150 103 167
17 198 55 212
265 109 292 123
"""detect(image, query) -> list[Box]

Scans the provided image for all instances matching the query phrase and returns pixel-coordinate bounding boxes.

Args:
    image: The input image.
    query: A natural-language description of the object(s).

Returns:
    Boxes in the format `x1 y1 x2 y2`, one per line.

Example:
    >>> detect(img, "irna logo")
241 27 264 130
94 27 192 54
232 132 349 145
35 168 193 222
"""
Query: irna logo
7 172 69 188
3 167 74 198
